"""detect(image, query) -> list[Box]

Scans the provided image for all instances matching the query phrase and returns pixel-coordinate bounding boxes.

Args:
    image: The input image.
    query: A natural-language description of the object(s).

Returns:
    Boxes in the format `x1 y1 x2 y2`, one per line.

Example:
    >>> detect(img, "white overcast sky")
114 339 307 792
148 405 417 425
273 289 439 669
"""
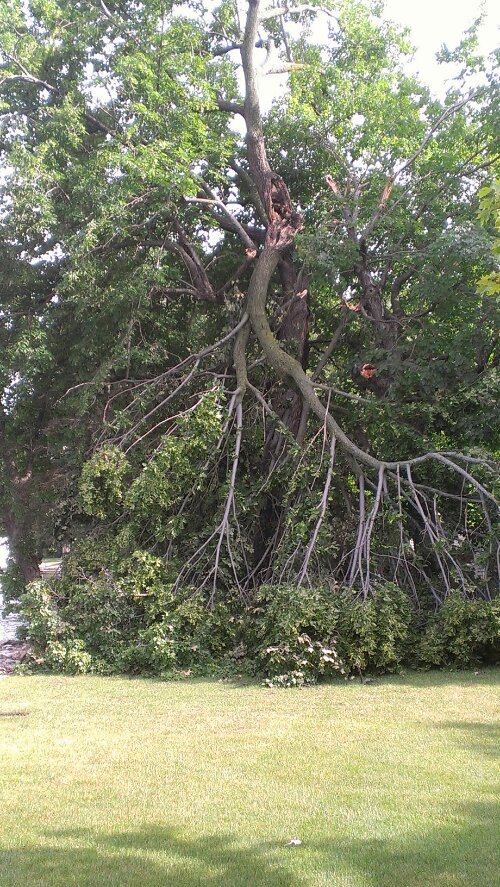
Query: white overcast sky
0 0 498 572
384 0 498 92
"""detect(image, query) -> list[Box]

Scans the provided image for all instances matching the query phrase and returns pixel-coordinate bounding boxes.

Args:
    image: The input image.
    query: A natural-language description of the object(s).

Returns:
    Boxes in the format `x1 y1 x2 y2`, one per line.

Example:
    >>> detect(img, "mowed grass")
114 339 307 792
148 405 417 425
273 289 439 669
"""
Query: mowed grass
0 671 498 887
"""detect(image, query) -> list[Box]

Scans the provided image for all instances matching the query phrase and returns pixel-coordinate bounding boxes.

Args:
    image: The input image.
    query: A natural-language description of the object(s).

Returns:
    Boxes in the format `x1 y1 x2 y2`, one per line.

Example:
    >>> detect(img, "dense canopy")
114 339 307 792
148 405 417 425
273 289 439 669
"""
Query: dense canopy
0 0 499 677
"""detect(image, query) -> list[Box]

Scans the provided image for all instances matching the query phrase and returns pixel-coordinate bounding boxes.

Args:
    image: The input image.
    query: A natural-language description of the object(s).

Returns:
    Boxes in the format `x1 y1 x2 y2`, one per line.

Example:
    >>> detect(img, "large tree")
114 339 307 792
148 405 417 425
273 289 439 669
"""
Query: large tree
1 0 499 600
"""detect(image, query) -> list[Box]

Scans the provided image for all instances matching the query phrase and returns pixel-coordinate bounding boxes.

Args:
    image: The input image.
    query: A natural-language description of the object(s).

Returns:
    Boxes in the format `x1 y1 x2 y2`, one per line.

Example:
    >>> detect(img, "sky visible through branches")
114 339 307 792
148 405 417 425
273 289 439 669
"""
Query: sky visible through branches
0 0 498 570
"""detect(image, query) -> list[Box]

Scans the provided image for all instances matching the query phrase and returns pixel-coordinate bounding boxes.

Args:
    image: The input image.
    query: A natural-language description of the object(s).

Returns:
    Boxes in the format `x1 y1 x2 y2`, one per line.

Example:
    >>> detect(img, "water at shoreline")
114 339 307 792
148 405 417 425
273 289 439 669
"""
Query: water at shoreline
0 593 21 643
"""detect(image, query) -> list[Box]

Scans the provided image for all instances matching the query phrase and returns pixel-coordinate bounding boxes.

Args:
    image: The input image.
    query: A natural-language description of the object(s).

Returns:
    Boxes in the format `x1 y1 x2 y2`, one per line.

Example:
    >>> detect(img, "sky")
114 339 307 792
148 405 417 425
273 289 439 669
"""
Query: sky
0 0 498 573
384 0 498 92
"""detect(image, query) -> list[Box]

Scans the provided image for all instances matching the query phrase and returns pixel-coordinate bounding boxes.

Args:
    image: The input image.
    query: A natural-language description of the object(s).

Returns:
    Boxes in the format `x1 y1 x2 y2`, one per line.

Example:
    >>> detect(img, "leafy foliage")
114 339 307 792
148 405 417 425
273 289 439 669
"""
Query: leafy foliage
418 594 500 668
249 584 344 687
337 584 413 673
80 447 130 520
1 1 499 673
19 572 499 681
19 546 238 676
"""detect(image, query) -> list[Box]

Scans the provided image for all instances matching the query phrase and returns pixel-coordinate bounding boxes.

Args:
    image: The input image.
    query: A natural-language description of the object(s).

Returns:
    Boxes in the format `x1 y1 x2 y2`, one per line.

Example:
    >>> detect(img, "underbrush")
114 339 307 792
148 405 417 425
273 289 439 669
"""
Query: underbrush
15 549 500 685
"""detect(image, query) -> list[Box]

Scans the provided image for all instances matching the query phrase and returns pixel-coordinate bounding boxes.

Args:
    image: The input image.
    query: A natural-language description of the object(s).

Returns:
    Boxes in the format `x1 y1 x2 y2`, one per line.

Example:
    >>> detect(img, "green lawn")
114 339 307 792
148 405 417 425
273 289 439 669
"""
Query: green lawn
0 671 498 887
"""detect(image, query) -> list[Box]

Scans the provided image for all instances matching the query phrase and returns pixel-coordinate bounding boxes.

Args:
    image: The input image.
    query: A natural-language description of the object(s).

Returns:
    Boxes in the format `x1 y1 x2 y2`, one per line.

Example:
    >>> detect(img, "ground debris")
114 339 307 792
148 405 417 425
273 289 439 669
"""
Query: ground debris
0 640 31 675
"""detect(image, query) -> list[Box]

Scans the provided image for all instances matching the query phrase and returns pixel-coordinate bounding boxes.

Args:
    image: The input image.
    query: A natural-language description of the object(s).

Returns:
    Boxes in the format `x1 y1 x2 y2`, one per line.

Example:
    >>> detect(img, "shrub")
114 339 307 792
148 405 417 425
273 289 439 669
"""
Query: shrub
19 557 237 677
62 575 142 663
249 582 416 682
44 639 93 674
19 580 69 649
117 620 178 674
116 596 237 676
337 582 413 674
18 568 499 681
418 593 500 668
249 584 344 686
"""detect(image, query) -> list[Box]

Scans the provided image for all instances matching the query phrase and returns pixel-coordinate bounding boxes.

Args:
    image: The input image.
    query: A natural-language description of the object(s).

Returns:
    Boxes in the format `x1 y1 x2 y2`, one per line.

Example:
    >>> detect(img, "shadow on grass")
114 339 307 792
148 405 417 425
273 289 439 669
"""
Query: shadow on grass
220 667 500 691
1 798 499 887
435 719 500 759
316 799 499 887
154 668 500 696
1 827 300 887
335 667 500 689
12 666 499 693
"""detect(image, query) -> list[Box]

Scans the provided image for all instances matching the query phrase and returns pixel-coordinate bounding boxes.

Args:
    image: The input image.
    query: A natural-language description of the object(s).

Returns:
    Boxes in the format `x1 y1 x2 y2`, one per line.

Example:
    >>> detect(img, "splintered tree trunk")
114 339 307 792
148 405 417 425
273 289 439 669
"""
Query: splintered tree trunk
240 1 311 569
279 249 310 370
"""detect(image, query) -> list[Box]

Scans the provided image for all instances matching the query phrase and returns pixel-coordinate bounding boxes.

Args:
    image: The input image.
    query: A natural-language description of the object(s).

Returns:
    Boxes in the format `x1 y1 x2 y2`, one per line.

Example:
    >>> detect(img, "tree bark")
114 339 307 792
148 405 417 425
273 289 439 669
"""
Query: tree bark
3 507 41 585
1 412 42 586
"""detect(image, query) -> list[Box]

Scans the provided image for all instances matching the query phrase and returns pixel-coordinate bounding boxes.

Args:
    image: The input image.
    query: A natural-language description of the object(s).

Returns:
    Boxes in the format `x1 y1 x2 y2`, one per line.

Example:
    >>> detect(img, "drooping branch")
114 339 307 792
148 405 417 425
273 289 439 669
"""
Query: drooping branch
235 9 497 594
105 313 249 449
298 436 336 585
210 400 244 604
238 1 500 511
170 323 250 601
246 242 383 468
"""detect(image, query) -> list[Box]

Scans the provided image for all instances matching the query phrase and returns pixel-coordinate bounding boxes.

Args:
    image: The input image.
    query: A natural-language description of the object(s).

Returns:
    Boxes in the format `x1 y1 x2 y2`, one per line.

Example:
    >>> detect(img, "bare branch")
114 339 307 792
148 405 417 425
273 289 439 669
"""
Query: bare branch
210 401 244 604
392 91 482 184
259 4 339 21
264 63 309 75
312 305 350 380
298 436 336 585
198 180 258 252
215 94 245 115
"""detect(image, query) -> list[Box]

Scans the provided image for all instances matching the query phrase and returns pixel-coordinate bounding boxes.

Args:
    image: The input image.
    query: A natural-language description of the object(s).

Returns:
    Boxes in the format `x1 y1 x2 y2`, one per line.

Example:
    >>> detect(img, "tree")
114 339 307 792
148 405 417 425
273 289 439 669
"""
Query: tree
1 0 498 602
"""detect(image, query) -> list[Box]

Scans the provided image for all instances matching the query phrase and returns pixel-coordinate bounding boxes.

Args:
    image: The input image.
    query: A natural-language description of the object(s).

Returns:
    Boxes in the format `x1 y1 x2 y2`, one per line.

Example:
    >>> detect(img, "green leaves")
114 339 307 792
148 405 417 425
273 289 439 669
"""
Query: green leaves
1 0 498 607
124 391 223 540
80 446 130 519
477 181 500 295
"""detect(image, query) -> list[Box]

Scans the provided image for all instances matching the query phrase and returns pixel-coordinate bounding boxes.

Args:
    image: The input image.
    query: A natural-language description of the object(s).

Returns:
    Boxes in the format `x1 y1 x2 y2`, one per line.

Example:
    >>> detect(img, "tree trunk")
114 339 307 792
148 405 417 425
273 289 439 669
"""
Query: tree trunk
1 417 42 587
3 508 41 585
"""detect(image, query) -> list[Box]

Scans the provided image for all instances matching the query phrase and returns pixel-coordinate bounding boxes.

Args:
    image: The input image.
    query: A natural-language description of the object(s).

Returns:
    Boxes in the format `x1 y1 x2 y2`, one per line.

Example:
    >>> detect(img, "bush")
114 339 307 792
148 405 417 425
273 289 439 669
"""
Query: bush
338 582 413 674
116 620 178 674
44 639 93 674
249 584 344 686
19 555 237 677
18 567 499 681
418 593 500 668
249 582 414 684
19 580 69 649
